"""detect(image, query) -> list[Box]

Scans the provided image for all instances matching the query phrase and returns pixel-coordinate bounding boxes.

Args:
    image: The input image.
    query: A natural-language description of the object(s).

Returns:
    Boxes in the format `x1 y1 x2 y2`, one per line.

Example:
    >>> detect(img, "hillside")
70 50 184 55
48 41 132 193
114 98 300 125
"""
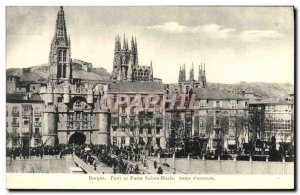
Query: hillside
207 82 294 99
6 64 293 98
6 63 111 82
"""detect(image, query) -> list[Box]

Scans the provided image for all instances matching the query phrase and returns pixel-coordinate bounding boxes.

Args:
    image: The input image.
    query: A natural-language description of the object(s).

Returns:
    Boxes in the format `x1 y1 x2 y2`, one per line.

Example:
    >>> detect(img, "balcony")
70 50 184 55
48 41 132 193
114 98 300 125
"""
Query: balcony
34 122 42 127
11 122 20 127
156 123 162 128
34 112 42 117
129 113 136 118
11 132 20 138
12 112 20 117
128 122 136 128
120 113 127 117
156 119 163 127
214 106 223 110
111 123 119 127
119 123 128 128
142 120 154 128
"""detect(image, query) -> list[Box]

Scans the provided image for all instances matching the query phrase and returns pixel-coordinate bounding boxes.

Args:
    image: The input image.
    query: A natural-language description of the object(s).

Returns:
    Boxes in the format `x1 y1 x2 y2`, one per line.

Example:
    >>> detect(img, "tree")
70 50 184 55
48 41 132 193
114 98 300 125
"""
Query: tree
170 112 184 154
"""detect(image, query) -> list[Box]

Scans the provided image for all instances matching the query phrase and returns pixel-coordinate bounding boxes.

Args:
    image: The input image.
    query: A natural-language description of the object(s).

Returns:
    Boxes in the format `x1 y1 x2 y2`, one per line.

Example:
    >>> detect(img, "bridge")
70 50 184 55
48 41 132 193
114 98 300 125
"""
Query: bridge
72 155 98 174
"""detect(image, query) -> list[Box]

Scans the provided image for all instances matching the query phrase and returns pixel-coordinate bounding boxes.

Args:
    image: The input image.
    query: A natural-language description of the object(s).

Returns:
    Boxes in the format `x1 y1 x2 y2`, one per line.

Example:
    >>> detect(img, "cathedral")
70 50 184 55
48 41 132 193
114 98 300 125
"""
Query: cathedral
110 34 153 82
39 6 109 146
39 6 164 147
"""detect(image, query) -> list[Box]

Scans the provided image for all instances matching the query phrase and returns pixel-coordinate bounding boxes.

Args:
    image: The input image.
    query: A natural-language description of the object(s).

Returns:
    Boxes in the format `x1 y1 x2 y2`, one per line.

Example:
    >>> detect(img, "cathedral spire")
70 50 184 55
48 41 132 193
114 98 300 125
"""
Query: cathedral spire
189 62 194 81
182 64 186 81
134 37 138 65
49 6 72 84
114 36 118 52
123 34 126 50
178 65 182 82
55 6 68 46
131 35 135 52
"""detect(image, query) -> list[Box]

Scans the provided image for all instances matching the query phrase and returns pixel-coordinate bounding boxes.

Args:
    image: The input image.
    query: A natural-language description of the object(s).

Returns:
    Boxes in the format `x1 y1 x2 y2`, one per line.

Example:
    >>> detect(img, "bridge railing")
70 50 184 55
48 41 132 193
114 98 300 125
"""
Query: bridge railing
73 155 97 174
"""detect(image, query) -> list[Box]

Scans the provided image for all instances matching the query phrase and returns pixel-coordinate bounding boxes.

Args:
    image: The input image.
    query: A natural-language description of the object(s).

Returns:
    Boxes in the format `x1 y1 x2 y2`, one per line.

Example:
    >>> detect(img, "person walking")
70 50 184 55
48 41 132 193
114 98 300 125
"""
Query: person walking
154 160 157 169
157 166 163 174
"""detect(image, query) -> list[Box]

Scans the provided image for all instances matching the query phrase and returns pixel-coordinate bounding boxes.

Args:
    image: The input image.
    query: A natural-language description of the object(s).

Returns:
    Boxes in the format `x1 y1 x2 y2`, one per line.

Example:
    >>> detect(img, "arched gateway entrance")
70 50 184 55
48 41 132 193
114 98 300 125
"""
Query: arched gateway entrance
69 132 86 145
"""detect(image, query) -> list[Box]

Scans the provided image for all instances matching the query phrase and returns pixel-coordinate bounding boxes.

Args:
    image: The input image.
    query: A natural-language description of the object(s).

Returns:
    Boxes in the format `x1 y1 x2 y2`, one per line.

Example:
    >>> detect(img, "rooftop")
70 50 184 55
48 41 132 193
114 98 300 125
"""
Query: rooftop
6 93 44 103
195 88 247 100
108 81 164 94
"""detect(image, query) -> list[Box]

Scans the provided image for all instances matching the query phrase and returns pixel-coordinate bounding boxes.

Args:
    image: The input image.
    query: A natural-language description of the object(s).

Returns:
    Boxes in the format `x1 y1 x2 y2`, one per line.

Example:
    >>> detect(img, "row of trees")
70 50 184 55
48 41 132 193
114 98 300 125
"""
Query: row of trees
162 110 294 158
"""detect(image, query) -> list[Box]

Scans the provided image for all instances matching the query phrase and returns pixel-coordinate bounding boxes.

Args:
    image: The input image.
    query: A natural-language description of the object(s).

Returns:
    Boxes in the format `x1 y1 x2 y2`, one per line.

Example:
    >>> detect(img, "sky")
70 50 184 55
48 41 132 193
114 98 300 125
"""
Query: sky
6 6 294 84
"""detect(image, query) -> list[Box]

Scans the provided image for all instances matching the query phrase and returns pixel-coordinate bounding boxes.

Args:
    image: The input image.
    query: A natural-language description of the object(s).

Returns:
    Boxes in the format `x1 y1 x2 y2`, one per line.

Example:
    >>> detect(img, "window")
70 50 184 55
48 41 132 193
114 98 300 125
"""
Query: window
121 118 126 125
35 108 40 114
156 118 162 126
130 137 134 145
121 137 126 145
32 86 35 90
139 137 144 144
35 118 40 121
121 106 126 114
230 100 237 109
63 64 67 78
35 128 39 135
112 117 118 125
147 137 152 145
112 137 117 145
113 127 117 131
156 138 160 147
23 105 31 112
148 128 152 134
200 100 207 108
12 128 17 134
156 128 161 135
63 50 67 62
58 97 63 103
139 128 143 134
12 118 18 124
215 100 221 108
12 107 18 113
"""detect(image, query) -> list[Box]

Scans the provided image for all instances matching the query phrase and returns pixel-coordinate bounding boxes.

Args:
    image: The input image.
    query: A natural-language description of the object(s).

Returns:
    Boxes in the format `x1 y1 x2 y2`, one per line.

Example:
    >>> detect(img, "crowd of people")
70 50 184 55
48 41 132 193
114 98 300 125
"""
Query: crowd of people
6 145 71 160
74 144 145 174
6 143 166 174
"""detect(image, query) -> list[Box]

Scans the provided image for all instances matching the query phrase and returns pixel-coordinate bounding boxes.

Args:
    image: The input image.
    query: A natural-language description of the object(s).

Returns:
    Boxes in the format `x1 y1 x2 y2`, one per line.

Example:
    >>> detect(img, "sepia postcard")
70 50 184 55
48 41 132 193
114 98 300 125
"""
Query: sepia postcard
5 6 295 190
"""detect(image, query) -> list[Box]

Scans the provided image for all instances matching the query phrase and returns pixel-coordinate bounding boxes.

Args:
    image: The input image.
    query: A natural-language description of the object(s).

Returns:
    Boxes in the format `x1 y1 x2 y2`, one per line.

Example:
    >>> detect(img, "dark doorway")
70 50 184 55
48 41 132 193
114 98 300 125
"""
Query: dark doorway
69 132 86 145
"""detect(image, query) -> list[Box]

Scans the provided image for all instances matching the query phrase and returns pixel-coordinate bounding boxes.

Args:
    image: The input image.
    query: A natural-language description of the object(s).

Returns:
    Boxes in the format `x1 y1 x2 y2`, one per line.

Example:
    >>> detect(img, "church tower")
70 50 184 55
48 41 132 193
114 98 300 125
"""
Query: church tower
48 6 72 85
198 63 207 88
110 34 139 81
189 63 194 81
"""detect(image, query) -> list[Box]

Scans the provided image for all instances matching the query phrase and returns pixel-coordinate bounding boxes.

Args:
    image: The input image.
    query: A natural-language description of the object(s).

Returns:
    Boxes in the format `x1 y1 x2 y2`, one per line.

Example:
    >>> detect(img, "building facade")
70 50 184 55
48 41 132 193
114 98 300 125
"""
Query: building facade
6 6 294 153
39 6 109 146
166 64 249 153
248 98 294 149
110 34 153 82
6 99 44 148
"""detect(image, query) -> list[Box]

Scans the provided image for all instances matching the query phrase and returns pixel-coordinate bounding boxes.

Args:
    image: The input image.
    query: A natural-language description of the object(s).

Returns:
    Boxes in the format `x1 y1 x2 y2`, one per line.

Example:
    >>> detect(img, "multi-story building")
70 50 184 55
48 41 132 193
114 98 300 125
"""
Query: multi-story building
248 98 294 149
107 82 165 148
194 88 249 152
38 6 110 146
166 64 249 153
6 75 21 94
6 6 294 154
6 97 44 148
